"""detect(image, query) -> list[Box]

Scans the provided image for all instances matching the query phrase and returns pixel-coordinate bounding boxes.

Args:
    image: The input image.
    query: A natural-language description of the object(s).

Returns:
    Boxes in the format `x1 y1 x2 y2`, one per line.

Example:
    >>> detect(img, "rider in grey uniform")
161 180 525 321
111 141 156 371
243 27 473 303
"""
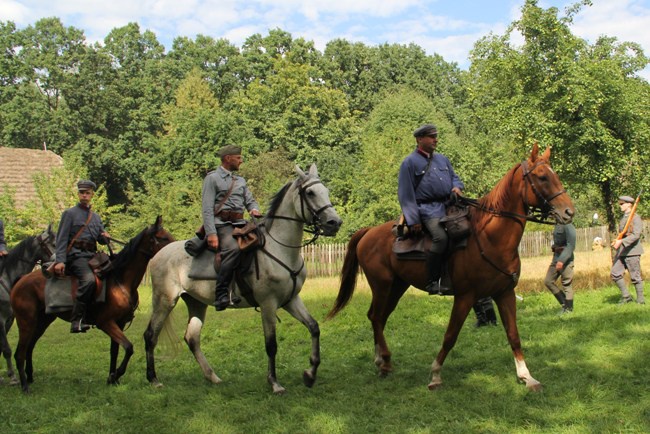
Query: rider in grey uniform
202 145 262 311
611 195 645 304
53 180 110 333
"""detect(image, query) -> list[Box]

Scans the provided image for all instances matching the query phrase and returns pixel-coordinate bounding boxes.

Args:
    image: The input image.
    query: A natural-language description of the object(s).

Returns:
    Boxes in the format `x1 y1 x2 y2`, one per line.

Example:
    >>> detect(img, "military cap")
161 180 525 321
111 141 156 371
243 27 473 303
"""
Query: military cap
618 195 635 204
77 180 97 191
413 124 438 137
217 145 242 158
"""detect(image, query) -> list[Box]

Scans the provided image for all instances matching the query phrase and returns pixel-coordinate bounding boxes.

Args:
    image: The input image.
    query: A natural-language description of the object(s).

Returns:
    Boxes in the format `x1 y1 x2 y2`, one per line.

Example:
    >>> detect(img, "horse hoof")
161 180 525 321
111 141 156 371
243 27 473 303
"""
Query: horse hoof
303 370 316 388
272 385 286 395
428 380 442 391
527 381 543 392
9 378 19 386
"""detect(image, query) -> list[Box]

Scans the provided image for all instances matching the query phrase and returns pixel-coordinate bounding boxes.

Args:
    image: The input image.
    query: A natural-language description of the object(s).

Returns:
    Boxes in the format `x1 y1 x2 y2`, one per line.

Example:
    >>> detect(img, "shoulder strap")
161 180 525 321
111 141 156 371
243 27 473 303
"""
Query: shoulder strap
66 210 94 253
213 178 236 215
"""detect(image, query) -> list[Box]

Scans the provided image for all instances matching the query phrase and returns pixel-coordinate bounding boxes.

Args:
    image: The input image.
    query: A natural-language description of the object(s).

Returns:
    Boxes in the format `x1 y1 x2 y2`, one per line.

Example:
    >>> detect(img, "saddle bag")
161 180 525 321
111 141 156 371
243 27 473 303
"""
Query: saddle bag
88 251 113 279
440 205 471 240
232 221 260 252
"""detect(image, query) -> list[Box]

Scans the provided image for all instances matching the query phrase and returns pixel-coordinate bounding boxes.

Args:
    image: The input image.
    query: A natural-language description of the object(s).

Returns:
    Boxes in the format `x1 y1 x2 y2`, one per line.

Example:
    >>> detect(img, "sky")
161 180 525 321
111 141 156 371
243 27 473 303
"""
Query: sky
2 0 650 79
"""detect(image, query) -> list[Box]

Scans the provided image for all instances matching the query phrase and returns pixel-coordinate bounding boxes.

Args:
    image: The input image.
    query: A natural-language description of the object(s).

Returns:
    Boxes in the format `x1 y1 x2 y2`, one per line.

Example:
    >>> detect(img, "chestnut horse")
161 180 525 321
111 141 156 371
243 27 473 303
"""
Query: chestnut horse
0 226 56 385
327 144 574 391
11 216 173 392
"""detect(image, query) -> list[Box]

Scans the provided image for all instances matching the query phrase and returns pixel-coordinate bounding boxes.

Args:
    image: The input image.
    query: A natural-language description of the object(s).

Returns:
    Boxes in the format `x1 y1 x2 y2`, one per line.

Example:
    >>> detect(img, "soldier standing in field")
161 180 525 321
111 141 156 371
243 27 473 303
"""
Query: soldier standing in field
611 195 644 304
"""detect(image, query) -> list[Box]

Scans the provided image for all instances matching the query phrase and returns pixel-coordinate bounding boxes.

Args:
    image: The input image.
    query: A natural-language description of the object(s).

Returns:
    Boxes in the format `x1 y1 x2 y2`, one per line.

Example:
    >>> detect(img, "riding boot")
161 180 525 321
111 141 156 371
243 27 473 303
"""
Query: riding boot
425 252 452 296
553 291 567 307
561 298 574 314
70 300 91 333
474 297 497 327
634 282 645 304
214 284 242 311
615 279 633 304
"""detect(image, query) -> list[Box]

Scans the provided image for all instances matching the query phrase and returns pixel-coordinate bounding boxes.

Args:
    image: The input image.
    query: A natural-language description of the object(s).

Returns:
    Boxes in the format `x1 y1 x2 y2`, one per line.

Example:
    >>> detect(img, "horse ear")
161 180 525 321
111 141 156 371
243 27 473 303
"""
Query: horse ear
530 142 540 162
295 165 307 179
542 145 551 160
155 215 163 228
308 163 318 177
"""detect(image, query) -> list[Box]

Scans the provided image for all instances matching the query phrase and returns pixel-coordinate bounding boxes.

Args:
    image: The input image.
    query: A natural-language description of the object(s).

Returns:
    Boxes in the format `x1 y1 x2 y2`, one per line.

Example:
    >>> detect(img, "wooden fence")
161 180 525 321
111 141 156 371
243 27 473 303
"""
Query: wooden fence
302 222 650 278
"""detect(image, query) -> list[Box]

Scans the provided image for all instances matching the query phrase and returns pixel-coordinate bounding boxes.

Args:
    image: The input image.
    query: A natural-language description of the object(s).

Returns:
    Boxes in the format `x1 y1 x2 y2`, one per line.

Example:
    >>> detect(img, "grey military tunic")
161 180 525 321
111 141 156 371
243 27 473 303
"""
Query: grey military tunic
55 204 107 263
201 166 259 236
611 212 644 283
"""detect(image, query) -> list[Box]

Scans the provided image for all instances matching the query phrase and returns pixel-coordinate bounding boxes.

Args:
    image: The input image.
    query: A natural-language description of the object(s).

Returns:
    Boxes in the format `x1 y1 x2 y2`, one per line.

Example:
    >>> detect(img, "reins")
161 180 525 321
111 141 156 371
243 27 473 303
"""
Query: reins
458 160 566 226
252 176 333 304
457 159 567 280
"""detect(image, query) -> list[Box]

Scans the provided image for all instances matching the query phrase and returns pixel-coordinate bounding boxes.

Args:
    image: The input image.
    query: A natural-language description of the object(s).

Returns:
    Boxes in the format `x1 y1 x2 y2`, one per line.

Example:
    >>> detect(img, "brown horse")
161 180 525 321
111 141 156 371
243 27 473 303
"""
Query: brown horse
11 216 173 393
327 144 574 391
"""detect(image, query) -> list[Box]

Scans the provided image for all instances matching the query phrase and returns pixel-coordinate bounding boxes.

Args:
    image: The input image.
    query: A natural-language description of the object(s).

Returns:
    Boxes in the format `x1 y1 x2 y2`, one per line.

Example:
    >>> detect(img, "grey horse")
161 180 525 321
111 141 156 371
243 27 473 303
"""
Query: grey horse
144 164 342 394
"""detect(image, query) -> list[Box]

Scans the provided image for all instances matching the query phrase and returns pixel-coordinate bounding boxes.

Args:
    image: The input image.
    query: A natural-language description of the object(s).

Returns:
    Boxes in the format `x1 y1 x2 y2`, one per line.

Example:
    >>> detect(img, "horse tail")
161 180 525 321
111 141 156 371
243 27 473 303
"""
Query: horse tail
326 227 371 320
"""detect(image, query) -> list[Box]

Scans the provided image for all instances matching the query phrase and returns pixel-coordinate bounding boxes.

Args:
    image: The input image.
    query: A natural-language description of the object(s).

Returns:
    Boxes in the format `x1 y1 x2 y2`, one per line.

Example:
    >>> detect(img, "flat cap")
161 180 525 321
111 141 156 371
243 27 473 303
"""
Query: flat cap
77 180 96 191
413 124 437 137
217 145 242 158
618 195 635 204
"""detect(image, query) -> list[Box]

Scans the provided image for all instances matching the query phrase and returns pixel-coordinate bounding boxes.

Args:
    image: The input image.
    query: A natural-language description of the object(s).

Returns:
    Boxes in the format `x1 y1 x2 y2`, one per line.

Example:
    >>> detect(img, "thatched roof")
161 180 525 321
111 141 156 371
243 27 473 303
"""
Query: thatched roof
0 147 64 208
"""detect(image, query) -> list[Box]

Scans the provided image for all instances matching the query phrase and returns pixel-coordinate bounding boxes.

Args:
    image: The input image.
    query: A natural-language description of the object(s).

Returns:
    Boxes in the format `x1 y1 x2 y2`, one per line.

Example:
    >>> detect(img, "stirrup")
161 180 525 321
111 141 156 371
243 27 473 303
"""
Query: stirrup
425 280 453 296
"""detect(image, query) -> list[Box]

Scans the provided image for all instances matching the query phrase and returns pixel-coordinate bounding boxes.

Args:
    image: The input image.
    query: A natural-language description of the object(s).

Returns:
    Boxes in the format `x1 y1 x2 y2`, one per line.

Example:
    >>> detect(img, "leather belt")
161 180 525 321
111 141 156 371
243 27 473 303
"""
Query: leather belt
217 210 244 221
72 239 97 252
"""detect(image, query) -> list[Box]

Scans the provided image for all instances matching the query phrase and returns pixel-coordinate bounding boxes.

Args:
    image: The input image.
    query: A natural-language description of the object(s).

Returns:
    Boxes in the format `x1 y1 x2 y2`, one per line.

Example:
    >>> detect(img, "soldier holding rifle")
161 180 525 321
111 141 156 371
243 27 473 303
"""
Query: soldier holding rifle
610 193 645 304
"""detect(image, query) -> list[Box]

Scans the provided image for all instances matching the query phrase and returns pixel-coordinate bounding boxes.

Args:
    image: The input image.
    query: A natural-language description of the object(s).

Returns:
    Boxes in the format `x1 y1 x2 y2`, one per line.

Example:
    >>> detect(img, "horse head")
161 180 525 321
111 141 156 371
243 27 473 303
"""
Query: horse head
294 164 342 236
34 224 56 263
521 143 575 224
144 216 175 257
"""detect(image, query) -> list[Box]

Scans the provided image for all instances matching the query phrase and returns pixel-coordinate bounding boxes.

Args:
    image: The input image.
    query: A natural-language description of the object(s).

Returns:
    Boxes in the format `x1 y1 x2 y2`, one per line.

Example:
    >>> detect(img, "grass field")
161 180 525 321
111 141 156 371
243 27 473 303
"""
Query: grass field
0 248 649 433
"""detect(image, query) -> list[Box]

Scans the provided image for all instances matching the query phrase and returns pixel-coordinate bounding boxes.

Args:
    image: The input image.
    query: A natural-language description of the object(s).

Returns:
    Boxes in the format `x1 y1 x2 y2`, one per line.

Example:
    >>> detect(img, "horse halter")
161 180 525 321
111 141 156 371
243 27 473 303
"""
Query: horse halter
520 159 567 223
267 177 335 247
35 230 55 262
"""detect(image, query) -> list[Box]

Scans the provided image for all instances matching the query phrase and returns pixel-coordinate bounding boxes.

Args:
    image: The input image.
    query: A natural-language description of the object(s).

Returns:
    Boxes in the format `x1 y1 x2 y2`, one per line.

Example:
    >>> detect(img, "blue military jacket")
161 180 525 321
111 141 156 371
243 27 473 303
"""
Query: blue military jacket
398 149 464 225
201 166 259 236
55 204 107 263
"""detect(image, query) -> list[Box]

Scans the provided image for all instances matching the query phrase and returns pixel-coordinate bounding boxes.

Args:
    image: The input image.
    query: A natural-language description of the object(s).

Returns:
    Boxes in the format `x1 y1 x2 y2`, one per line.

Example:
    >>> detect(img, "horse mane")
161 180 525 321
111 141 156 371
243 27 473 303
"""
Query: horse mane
474 163 521 230
0 236 36 273
265 181 293 219
108 226 150 280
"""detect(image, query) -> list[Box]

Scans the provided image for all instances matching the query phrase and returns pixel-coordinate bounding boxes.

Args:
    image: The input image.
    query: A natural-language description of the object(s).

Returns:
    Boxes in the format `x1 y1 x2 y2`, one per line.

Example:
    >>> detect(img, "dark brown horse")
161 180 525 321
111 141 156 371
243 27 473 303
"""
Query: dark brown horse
327 144 574 391
11 216 173 393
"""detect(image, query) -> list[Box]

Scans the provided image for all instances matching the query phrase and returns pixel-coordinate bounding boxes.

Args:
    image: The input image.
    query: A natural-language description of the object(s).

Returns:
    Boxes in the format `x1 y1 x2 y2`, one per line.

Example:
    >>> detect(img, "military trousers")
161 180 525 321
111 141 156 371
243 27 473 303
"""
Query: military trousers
423 218 448 255
611 255 643 284
215 224 241 292
67 254 96 304
544 261 575 300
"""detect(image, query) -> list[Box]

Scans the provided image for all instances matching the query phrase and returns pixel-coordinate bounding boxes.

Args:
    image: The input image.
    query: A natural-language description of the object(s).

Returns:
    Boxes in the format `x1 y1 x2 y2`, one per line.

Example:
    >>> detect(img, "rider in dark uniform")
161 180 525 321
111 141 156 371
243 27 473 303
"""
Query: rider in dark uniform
0 219 7 257
398 124 464 295
53 180 110 333
202 145 262 311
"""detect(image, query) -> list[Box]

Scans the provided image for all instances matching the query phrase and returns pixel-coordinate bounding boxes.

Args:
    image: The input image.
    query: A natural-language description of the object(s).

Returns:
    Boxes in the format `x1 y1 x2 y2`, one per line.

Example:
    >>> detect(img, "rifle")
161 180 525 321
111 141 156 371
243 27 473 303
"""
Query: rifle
611 189 643 263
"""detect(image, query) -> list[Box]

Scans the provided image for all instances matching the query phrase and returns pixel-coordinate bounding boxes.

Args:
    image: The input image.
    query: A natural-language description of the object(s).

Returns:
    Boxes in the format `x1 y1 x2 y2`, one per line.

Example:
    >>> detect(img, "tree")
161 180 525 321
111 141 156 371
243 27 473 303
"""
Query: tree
468 0 650 228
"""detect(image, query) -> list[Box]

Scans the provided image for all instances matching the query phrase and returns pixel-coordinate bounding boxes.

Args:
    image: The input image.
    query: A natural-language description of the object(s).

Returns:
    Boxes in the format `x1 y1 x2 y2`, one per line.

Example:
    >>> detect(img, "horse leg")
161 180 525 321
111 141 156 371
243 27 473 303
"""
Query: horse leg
144 292 184 387
282 295 320 388
109 339 119 382
260 304 285 394
493 290 542 391
181 295 221 384
367 277 409 376
0 321 18 385
98 321 133 385
428 294 474 390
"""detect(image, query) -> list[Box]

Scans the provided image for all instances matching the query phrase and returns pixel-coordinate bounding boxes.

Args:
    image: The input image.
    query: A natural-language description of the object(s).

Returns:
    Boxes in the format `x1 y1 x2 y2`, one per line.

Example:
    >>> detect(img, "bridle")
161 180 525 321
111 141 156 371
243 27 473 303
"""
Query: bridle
460 159 568 282
35 230 56 260
461 159 567 226
265 177 335 248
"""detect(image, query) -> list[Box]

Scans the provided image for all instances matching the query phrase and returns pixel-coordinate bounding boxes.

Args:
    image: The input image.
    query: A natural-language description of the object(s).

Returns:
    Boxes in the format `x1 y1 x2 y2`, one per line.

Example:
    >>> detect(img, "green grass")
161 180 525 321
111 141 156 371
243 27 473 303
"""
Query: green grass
1 278 649 434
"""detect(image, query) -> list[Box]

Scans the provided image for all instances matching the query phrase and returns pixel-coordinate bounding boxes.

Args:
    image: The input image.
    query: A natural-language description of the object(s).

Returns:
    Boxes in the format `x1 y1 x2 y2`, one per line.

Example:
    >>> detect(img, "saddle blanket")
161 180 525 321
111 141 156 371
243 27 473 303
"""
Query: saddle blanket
44 277 106 314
